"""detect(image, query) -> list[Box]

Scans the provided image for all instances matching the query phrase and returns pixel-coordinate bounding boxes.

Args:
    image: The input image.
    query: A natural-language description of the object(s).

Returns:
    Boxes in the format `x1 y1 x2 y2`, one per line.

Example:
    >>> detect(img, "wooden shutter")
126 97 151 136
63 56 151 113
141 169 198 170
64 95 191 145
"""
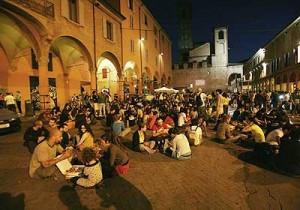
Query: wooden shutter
103 17 107 38
112 23 116 42
61 0 69 18
78 0 85 26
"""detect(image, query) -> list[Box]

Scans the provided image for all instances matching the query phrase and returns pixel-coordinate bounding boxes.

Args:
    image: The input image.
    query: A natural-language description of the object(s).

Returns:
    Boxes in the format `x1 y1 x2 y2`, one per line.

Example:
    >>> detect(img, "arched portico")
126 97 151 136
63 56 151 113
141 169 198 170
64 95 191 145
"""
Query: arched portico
97 52 122 97
123 61 138 94
49 36 94 107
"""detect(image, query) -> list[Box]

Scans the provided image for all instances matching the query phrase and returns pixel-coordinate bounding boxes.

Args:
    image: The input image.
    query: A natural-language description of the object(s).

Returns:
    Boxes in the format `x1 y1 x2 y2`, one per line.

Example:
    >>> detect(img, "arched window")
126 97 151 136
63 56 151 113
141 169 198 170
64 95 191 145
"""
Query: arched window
218 31 224 40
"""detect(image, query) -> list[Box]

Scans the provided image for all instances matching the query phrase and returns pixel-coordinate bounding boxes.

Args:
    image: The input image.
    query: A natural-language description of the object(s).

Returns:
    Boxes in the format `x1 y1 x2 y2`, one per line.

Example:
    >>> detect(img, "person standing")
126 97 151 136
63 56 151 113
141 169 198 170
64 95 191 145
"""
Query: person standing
15 91 22 114
4 92 16 112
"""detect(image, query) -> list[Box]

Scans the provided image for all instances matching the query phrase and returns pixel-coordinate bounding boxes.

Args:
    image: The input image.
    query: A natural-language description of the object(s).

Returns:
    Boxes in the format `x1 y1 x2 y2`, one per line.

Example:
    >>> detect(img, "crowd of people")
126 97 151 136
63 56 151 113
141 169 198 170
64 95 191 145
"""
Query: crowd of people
22 88 300 188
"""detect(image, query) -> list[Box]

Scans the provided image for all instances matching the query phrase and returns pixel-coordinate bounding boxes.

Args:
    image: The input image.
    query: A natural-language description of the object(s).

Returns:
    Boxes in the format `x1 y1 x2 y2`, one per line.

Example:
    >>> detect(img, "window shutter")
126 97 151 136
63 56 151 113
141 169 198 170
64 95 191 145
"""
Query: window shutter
113 23 116 42
103 17 107 38
61 0 69 18
79 0 85 26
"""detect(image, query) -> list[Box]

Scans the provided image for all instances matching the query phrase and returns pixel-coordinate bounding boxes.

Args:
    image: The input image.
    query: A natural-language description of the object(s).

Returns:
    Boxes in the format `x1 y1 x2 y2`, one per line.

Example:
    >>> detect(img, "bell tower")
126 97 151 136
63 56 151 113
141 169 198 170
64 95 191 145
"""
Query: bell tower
214 27 228 67
177 0 193 63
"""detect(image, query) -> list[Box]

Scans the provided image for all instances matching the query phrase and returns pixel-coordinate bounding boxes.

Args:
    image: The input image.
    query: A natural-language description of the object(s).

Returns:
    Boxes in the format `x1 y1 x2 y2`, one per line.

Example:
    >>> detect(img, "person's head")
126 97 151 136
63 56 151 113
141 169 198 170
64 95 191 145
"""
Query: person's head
99 133 112 149
168 127 179 137
59 123 69 132
48 118 57 128
138 122 147 131
81 147 97 164
79 123 91 135
49 128 63 144
33 120 43 129
157 118 163 126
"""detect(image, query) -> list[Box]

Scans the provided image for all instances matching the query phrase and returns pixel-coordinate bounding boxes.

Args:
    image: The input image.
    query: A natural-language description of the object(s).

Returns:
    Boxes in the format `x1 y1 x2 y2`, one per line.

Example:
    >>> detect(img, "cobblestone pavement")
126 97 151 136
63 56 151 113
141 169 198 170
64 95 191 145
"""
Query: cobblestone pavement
1 119 300 210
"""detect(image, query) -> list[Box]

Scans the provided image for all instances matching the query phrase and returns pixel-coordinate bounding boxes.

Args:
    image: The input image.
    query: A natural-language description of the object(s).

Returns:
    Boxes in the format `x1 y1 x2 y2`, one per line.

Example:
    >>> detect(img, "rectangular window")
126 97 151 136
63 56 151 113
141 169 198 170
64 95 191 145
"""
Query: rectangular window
128 0 133 10
144 14 148 26
31 49 39 70
48 52 53 71
154 39 157 49
154 26 157 36
130 40 135 53
130 15 134 29
106 21 113 41
69 0 78 23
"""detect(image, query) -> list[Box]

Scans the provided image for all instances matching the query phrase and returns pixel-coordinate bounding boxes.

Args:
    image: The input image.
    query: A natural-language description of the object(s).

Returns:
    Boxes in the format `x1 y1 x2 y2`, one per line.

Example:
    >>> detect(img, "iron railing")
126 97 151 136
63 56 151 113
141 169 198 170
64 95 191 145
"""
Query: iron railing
10 0 55 18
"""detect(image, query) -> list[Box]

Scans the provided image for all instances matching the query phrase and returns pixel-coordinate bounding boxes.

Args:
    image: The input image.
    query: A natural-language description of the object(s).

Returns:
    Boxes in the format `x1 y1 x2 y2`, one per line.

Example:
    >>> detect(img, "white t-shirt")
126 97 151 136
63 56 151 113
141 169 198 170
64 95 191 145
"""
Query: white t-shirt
266 128 284 145
172 134 191 157
4 95 15 105
178 112 186 127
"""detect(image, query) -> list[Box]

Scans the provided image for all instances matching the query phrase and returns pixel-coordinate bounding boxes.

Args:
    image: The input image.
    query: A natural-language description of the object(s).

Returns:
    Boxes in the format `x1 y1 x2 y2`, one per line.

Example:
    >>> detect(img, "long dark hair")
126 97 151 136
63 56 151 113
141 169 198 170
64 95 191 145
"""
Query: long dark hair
78 123 94 138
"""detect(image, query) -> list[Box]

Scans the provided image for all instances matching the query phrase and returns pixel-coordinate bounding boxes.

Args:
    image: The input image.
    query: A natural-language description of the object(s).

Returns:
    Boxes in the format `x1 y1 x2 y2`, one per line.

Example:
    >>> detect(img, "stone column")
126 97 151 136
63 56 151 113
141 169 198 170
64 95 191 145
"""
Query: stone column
38 54 50 110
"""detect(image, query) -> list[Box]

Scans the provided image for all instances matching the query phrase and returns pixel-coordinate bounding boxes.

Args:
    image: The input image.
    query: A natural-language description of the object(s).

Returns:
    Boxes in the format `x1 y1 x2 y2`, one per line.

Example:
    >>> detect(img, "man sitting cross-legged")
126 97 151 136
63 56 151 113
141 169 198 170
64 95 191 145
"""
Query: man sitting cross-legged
29 128 73 179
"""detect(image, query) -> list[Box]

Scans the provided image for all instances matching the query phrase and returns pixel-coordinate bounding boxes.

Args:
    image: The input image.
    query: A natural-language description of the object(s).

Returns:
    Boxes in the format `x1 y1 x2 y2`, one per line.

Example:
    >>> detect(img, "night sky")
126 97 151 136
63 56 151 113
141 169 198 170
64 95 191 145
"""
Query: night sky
143 0 300 63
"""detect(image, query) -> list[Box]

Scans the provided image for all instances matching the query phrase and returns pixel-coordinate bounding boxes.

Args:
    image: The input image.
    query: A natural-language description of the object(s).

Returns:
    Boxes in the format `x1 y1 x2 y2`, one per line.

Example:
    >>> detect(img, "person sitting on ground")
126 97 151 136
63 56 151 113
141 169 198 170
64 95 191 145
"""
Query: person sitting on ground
74 147 103 188
76 123 94 151
100 136 129 175
216 115 247 144
151 118 169 150
23 120 47 153
147 111 158 130
112 114 125 137
132 123 156 154
58 123 72 149
163 128 191 160
187 119 203 146
241 117 266 144
29 128 72 179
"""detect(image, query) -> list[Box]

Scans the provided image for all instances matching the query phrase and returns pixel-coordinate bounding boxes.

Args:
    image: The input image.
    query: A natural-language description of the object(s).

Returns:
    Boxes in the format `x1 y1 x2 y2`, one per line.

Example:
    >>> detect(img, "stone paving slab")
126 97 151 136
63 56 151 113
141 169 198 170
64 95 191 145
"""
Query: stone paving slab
0 120 300 210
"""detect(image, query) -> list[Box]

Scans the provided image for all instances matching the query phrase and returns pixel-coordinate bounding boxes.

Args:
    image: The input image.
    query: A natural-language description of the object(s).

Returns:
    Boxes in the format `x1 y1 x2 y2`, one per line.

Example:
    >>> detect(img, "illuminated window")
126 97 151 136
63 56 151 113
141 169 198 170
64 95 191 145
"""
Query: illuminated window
69 0 78 23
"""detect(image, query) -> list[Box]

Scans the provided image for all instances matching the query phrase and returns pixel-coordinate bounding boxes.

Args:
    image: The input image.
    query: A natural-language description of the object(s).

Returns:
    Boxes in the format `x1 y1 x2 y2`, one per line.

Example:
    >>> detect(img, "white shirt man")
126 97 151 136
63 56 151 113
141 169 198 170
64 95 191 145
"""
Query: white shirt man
4 93 15 105
171 134 191 159
178 112 186 127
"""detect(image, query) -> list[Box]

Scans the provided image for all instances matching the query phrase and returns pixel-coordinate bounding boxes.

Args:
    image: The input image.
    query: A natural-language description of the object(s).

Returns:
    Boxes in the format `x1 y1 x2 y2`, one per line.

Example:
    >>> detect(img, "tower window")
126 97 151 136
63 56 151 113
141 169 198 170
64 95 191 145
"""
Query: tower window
218 31 224 40
69 0 78 23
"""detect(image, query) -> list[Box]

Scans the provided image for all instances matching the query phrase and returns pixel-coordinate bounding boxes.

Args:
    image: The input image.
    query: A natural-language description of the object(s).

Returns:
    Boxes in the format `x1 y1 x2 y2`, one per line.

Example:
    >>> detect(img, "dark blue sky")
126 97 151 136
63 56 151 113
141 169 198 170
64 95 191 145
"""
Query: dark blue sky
143 0 300 63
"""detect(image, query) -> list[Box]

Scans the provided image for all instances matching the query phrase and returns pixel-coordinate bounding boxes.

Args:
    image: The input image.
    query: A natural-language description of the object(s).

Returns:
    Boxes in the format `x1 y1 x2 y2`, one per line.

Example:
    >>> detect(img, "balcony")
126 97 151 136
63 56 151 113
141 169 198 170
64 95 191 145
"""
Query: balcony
10 0 54 18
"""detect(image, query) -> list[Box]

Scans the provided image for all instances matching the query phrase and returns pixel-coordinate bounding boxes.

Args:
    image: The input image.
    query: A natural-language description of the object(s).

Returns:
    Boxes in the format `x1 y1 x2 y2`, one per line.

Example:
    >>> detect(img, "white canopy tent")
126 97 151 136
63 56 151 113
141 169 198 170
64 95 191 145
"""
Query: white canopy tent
154 87 179 94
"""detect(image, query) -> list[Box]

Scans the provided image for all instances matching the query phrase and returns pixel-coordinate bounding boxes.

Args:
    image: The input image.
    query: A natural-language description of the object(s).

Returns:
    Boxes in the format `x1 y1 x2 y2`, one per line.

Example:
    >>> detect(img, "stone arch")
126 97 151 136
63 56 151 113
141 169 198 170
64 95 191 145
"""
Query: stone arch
0 10 42 69
123 60 139 94
96 51 122 96
227 73 241 86
50 36 93 73
0 6 48 60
